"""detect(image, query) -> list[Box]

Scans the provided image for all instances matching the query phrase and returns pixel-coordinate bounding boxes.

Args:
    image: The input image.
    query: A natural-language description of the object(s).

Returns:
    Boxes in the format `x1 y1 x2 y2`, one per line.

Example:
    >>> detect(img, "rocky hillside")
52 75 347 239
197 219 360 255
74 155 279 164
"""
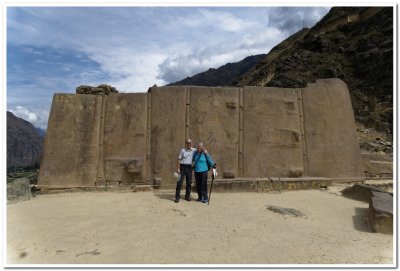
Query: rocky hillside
168 54 266 87
171 7 393 154
7 111 44 169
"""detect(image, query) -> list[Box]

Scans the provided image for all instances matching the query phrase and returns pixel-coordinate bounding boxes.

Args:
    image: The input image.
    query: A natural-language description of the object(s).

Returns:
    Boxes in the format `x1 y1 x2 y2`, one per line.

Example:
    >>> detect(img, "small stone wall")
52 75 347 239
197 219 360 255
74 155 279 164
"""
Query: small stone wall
210 177 332 192
7 178 32 203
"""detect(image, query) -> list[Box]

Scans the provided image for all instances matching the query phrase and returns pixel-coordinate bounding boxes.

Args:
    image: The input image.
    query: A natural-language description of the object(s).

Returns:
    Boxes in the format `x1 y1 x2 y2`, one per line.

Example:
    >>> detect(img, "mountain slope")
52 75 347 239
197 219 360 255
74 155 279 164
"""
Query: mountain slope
7 111 44 168
168 54 266 87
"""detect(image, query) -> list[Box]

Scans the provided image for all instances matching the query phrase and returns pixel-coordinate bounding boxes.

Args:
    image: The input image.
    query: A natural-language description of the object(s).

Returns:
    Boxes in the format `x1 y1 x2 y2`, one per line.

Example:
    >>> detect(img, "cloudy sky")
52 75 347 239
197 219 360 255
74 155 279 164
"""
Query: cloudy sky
7 6 330 129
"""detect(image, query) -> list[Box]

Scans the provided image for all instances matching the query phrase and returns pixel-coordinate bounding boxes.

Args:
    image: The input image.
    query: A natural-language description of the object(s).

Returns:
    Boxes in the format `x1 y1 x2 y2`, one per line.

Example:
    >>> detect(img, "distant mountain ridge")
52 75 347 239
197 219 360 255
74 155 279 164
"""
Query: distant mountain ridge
7 111 44 168
168 54 266 87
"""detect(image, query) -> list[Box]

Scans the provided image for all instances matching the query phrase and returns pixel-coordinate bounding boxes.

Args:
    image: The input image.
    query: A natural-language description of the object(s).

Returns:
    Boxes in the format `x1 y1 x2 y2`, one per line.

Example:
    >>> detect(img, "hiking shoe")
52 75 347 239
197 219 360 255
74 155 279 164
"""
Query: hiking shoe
196 198 202 202
174 198 179 203
202 199 208 203
185 196 191 201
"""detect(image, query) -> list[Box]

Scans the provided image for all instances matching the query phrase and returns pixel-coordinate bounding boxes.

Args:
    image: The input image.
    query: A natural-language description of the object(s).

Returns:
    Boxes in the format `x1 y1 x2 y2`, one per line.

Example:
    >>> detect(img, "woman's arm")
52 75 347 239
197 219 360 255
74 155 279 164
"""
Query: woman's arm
205 153 216 168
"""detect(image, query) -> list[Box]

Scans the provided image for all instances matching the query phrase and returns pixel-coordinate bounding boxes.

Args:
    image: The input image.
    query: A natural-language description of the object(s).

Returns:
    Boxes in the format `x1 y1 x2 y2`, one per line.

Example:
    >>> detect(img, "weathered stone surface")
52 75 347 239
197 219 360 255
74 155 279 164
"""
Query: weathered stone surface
342 184 386 202
211 177 332 192
38 94 103 188
223 172 235 179
267 205 305 217
64 188 83 193
76 84 118 95
369 195 393 234
7 178 31 203
303 79 364 179
134 185 153 192
150 86 187 187
243 86 303 178
190 86 239 179
153 177 162 188
370 191 393 200
288 168 303 177
102 93 147 184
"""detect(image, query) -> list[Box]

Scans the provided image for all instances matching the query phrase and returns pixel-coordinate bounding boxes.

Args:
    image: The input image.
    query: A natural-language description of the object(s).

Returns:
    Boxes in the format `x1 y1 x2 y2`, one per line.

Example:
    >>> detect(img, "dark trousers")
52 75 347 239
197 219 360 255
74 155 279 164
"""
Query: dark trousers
195 171 208 200
175 164 192 199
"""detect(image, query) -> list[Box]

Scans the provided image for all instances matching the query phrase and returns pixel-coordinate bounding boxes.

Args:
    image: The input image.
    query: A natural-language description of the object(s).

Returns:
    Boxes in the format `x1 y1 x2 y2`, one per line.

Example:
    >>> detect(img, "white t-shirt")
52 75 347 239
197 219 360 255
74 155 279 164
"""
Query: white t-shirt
178 147 196 165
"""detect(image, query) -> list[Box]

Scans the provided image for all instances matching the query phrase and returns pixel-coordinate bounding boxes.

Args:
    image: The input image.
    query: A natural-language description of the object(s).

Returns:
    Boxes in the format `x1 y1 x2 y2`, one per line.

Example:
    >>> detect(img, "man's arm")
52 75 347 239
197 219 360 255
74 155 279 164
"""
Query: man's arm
192 152 197 168
177 149 183 172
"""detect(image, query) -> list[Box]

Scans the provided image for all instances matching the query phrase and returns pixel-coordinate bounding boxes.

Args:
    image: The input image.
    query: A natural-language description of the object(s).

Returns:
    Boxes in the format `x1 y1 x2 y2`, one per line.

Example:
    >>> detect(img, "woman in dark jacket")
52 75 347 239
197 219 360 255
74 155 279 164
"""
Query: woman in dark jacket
192 142 216 203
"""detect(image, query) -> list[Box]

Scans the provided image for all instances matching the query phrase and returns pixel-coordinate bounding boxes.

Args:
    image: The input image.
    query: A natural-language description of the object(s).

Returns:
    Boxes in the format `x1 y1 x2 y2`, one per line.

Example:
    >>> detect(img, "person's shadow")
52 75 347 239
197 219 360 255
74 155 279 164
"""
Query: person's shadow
152 191 177 202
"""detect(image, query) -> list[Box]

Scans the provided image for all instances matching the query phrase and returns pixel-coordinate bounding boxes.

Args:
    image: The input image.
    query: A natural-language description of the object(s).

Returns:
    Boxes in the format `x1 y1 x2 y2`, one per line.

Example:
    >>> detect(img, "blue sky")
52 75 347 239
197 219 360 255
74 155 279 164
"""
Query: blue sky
7 6 330 129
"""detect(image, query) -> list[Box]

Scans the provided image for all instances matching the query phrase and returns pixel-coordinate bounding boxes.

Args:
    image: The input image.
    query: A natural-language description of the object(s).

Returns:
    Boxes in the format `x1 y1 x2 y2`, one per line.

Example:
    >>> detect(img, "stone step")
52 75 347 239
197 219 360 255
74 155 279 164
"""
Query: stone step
362 153 393 177
36 183 153 194
209 177 332 192
369 192 393 234
132 185 153 192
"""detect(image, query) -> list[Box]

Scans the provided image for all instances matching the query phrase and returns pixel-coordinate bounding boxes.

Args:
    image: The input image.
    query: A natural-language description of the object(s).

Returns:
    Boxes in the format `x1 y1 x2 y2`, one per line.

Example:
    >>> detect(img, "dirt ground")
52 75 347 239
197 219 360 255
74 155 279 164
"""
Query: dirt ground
6 186 393 265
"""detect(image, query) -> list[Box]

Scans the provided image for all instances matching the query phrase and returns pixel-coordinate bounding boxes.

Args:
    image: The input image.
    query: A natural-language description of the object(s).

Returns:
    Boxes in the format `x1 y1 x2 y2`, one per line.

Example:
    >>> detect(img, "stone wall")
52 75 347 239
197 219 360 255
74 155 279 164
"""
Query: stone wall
101 93 148 185
39 94 103 188
302 79 365 180
38 78 364 188
318 7 386 34
243 86 304 178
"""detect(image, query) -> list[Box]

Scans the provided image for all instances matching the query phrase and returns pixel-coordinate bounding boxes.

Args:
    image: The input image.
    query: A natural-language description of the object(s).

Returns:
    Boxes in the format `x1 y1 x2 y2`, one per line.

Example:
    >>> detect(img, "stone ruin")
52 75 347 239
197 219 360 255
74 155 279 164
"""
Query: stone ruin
76 84 118 95
38 78 364 188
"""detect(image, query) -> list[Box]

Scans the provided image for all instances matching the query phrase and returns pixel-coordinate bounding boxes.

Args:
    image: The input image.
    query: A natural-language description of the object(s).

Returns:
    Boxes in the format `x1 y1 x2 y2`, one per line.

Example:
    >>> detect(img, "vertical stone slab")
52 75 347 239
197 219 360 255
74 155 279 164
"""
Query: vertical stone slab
302 79 364 180
38 94 102 188
243 87 304 177
146 92 152 183
102 93 148 184
190 86 239 179
296 89 309 175
238 87 244 177
96 95 107 186
150 86 187 187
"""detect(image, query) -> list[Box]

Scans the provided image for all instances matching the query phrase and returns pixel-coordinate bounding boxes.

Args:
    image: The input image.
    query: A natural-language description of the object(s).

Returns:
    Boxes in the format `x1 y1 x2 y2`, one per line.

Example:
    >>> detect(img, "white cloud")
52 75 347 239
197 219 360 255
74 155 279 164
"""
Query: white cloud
181 9 257 32
7 18 40 38
10 106 37 123
157 27 286 83
9 106 50 130
84 49 167 92
7 7 330 96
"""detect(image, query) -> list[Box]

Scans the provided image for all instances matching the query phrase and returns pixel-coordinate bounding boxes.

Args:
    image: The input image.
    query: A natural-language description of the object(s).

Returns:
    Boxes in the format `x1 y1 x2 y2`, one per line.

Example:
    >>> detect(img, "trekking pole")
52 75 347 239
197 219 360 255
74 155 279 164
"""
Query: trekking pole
208 170 215 205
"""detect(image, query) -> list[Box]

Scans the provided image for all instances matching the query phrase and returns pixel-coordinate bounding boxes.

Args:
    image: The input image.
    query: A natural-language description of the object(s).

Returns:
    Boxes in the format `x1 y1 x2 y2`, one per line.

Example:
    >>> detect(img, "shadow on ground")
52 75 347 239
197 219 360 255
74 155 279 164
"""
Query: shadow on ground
352 207 372 233
152 192 176 202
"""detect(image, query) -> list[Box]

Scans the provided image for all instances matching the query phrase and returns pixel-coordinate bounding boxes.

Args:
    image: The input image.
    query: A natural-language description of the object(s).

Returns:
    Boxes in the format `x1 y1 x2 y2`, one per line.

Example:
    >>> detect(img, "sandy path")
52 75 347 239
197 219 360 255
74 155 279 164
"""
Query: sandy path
7 189 393 265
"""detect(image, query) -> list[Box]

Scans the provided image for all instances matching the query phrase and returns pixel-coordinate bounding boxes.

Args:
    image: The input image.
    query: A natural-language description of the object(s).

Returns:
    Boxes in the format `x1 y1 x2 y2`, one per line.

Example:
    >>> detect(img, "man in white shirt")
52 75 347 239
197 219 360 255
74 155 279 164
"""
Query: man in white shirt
175 139 196 203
